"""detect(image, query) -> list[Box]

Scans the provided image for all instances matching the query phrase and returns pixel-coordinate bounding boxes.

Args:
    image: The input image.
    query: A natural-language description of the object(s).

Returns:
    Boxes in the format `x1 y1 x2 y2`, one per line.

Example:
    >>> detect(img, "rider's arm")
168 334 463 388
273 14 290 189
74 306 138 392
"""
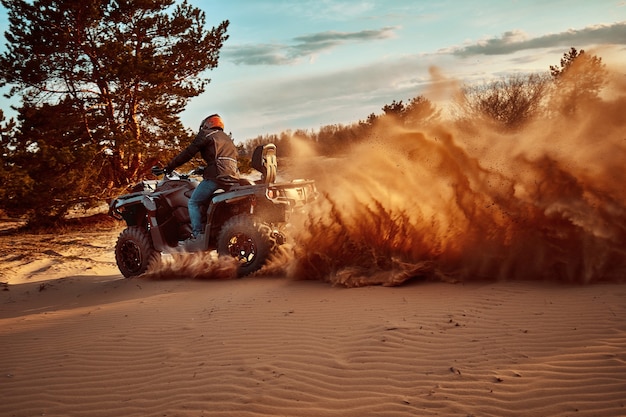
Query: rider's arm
166 133 208 172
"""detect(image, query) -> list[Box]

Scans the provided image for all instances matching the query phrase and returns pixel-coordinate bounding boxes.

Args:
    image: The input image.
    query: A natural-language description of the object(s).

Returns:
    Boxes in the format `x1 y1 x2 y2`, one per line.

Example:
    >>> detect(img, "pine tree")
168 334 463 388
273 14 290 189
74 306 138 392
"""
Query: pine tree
549 47 607 116
0 0 229 190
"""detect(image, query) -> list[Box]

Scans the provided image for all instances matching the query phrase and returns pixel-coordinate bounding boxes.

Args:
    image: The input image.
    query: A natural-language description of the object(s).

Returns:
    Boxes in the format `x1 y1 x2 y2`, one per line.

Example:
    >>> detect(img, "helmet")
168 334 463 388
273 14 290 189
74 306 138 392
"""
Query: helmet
201 114 224 131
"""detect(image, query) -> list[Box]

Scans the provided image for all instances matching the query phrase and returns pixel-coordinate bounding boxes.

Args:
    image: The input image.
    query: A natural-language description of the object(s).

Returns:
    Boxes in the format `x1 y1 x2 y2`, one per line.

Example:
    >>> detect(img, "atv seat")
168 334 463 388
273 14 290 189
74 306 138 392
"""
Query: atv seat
213 177 255 194
238 178 255 186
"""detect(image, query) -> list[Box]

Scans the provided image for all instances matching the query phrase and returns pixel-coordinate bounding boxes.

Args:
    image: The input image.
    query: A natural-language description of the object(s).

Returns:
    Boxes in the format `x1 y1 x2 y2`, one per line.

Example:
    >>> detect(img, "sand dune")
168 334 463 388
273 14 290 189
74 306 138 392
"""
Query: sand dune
1 229 625 417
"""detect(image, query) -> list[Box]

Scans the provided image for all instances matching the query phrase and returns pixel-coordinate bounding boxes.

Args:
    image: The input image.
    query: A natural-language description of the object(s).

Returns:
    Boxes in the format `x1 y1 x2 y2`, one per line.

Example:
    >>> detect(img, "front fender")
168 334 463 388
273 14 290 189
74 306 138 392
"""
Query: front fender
108 193 148 226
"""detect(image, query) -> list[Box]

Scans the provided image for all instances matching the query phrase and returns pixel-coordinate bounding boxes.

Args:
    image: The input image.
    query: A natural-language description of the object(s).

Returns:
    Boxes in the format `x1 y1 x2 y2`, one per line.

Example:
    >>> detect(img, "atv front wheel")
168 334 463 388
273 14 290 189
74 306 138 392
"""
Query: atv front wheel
217 215 276 277
115 226 161 278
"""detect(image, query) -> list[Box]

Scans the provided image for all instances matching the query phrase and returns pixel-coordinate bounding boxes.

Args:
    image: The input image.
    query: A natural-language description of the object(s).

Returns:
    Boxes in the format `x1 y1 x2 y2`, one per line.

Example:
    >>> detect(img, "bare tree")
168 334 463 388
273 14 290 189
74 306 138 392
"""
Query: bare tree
461 73 549 130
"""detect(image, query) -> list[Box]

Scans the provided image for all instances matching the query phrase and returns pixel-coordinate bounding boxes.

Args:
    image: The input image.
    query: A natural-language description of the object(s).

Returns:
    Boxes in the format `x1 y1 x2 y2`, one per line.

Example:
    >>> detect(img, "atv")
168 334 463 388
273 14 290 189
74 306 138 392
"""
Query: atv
108 144 317 278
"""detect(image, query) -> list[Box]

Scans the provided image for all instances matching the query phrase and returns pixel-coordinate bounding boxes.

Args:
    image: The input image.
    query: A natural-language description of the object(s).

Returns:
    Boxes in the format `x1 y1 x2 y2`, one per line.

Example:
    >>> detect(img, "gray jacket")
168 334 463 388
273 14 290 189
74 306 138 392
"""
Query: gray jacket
167 128 239 182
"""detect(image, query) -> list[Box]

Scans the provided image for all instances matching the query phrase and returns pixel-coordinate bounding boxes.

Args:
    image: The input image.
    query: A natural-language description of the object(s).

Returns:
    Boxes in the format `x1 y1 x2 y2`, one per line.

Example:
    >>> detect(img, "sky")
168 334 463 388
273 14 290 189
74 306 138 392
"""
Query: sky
1 0 625 142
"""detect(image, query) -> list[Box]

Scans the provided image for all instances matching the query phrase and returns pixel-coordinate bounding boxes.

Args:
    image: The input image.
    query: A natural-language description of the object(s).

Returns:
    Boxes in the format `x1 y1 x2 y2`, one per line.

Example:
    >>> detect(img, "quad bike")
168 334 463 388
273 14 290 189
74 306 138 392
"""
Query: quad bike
108 144 317 278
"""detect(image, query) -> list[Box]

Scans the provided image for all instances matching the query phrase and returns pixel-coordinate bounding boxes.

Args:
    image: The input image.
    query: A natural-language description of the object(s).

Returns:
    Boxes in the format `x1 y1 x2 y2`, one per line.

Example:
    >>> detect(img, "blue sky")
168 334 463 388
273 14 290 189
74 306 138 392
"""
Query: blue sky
1 0 626 141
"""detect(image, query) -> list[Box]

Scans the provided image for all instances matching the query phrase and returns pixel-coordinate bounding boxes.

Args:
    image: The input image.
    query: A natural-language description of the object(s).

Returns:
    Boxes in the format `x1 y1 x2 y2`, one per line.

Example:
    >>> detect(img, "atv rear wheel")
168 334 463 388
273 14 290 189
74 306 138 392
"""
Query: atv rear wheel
217 215 276 277
115 226 161 278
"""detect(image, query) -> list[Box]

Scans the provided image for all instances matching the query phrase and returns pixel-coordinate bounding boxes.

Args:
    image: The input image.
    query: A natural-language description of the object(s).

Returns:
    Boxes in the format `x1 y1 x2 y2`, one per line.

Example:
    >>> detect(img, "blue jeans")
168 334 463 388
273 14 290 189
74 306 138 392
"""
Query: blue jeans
188 179 219 237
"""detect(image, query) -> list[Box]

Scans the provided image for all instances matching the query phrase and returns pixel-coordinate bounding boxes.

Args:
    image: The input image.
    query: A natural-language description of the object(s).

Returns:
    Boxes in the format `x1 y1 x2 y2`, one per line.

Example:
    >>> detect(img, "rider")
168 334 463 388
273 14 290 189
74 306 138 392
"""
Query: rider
165 114 239 241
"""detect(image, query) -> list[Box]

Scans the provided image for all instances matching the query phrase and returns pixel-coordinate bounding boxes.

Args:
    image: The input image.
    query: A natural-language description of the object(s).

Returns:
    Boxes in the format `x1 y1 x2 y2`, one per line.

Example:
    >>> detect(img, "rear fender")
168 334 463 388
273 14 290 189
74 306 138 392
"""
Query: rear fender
205 193 255 244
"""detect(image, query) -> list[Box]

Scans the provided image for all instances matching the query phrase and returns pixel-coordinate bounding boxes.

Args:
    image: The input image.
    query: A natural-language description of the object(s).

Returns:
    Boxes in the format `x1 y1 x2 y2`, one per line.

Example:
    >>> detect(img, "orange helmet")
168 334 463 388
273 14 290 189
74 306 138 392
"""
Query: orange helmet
201 114 224 131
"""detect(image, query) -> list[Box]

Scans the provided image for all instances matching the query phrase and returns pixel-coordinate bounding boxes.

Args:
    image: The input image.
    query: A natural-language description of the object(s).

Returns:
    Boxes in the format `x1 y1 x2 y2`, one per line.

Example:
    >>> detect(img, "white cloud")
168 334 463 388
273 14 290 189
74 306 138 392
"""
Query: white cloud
449 21 626 56
223 26 399 65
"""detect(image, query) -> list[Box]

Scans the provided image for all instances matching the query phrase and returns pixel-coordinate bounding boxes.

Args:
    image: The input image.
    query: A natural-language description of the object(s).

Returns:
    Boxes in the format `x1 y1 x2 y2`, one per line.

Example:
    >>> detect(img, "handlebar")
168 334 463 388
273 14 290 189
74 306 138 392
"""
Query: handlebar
151 166 166 176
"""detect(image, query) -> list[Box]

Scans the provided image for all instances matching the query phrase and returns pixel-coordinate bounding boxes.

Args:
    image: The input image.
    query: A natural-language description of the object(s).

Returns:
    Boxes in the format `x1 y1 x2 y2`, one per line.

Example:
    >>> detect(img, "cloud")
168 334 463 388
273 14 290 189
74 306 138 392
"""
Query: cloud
449 21 626 56
223 44 294 66
293 27 396 44
197 53 442 139
223 26 398 65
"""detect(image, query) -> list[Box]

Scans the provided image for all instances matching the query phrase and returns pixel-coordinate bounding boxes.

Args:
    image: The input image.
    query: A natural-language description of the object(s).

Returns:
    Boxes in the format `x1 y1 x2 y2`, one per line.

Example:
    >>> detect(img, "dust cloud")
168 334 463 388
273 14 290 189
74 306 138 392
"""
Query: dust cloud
144 252 239 280
283 66 626 287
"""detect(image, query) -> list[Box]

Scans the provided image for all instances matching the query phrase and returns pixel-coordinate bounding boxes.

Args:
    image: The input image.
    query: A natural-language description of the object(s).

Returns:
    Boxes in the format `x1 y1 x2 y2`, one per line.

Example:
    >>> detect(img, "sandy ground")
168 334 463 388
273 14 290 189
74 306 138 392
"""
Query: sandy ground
0 226 625 417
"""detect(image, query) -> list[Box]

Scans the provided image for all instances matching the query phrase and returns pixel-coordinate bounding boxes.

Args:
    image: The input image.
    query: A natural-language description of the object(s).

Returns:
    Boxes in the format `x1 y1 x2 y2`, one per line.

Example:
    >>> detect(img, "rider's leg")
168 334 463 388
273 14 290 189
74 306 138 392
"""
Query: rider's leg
188 179 218 238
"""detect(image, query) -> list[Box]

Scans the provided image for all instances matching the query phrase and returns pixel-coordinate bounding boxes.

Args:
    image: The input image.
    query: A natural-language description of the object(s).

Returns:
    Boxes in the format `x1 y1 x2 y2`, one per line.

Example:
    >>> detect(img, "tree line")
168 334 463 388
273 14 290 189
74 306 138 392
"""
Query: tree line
0 0 608 226
240 47 606 155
